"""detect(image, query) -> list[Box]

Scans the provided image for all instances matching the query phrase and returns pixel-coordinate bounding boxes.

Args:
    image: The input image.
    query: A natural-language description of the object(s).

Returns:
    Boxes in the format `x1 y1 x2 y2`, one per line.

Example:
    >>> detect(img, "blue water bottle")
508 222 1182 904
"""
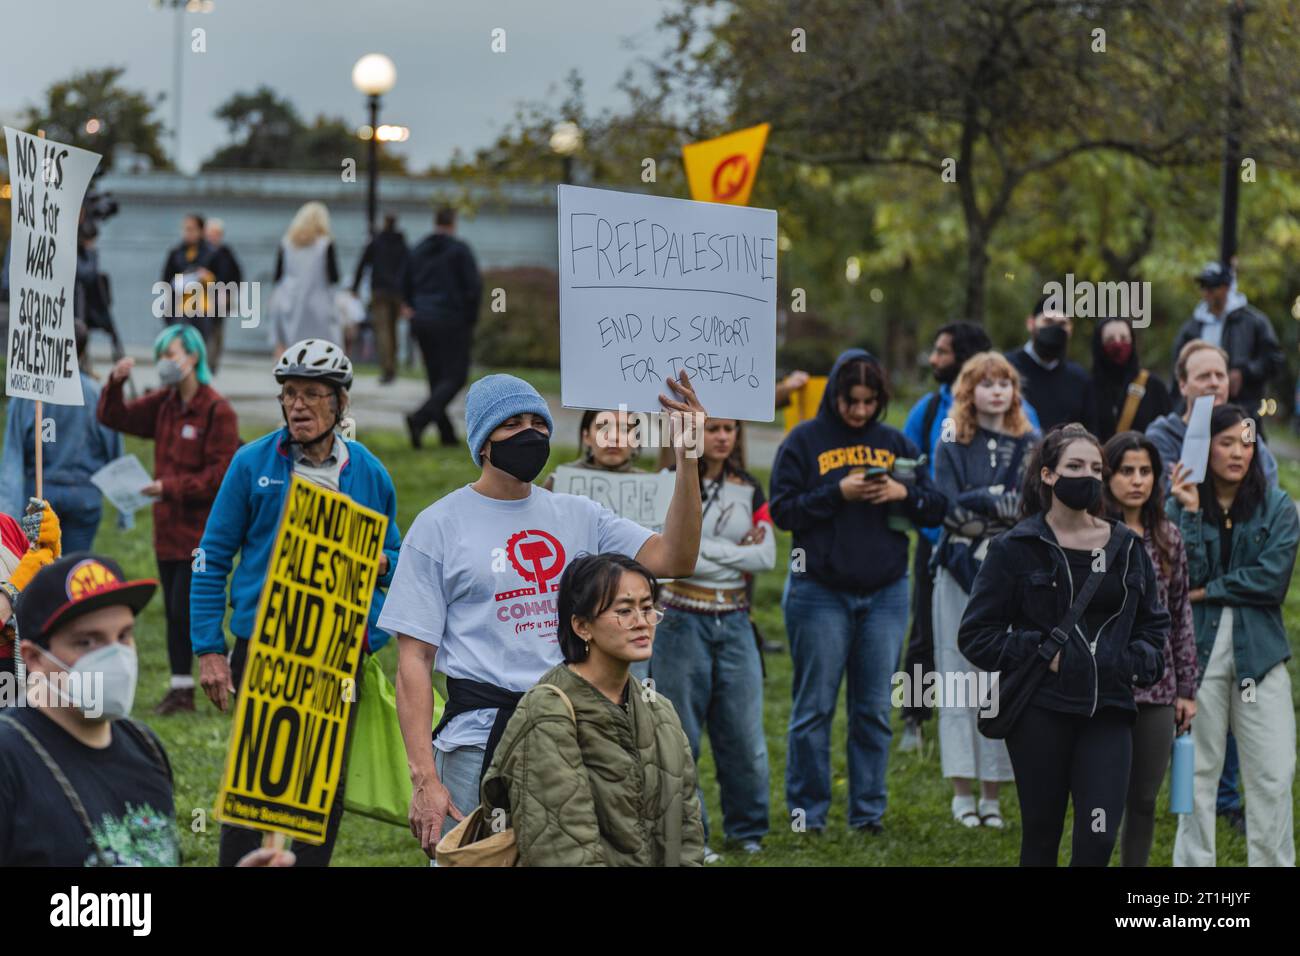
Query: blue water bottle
1170 733 1194 814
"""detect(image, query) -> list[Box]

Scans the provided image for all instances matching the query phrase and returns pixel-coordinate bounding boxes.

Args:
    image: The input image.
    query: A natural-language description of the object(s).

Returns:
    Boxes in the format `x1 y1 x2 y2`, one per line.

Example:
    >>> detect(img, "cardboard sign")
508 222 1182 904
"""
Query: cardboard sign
214 476 388 844
551 465 676 531
3 128 100 406
682 123 770 206
558 184 777 422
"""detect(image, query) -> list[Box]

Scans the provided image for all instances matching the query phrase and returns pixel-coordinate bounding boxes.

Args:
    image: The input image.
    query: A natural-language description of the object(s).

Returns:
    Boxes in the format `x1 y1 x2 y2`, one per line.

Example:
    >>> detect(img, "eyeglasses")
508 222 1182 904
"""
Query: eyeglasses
607 606 665 629
279 389 333 408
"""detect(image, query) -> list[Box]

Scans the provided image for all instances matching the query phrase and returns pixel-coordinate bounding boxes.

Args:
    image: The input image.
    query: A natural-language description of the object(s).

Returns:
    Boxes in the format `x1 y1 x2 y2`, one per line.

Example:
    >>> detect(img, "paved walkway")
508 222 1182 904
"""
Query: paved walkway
92 344 790 469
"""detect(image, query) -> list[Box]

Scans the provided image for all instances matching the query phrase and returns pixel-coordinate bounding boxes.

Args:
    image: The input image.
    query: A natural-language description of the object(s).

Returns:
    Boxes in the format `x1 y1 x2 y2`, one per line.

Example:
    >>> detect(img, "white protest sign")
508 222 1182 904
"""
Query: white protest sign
1178 393 1215 485
4 128 101 406
551 465 676 531
558 184 777 422
89 454 154 516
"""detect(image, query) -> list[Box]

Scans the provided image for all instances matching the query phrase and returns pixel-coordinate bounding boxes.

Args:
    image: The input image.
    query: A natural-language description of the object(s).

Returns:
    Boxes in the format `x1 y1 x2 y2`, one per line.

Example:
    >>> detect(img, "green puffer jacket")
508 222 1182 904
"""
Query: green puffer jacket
481 664 705 867
1167 485 1300 686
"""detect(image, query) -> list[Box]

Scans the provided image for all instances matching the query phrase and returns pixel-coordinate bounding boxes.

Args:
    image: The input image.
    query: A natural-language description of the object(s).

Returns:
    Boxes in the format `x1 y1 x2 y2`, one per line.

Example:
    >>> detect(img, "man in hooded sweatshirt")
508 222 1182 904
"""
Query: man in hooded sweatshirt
770 349 947 835
1170 262 1283 425
401 206 483 449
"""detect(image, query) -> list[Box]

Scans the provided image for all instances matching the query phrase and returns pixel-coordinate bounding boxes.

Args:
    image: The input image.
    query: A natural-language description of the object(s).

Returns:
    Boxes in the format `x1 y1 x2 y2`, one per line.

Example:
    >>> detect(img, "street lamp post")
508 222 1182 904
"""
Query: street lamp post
352 54 396 236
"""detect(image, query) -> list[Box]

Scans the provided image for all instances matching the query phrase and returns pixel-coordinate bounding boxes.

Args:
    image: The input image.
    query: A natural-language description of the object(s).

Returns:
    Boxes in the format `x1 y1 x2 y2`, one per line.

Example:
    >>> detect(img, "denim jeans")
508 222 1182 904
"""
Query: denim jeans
435 744 487 840
784 573 910 830
651 607 770 842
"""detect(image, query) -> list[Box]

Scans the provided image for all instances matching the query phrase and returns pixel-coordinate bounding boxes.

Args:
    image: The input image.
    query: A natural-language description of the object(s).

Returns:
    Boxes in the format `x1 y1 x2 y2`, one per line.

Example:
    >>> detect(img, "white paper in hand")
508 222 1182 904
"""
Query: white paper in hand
1177 394 1215 485
90 455 154 515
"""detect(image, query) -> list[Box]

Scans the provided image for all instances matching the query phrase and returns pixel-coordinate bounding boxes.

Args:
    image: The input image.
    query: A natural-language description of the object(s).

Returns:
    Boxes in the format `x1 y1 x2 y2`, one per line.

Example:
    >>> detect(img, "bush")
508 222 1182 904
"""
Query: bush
473 267 560 368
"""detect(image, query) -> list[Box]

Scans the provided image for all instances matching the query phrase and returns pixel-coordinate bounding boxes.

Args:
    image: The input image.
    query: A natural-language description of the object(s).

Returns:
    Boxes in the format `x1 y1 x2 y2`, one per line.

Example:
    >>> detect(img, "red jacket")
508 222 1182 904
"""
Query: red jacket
97 380 240 560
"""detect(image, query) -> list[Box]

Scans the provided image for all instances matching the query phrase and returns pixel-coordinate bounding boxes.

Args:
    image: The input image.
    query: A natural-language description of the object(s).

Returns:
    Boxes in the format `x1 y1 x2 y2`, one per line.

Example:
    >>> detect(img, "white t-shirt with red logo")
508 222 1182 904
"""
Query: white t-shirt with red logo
377 484 655 751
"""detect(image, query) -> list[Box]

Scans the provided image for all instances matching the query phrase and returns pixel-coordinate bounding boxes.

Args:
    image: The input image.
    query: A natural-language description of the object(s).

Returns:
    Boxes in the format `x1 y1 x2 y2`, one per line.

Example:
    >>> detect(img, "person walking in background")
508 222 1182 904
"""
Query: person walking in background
191 340 401 866
959 424 1169 866
1090 318 1171 442
899 322 1041 751
202 218 242 374
930 352 1037 830
1006 295 1096 432
268 201 342 358
652 417 774 860
1171 263 1283 424
402 206 482 449
0 321 123 552
158 212 214 326
770 349 946 836
476 554 705 866
352 212 410 384
1147 341 1278 493
1101 432 1198 866
1168 404 1298 867
98 325 239 715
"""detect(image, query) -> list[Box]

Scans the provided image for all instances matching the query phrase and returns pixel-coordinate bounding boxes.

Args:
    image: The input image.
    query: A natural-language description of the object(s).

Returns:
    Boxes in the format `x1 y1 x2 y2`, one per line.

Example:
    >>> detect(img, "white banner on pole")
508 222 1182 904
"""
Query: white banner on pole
3 128 102 406
557 185 777 422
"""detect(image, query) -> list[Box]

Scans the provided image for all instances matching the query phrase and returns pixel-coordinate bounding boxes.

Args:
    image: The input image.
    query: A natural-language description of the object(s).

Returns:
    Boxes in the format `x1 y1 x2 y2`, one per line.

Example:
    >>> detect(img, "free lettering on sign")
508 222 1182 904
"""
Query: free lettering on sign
557 185 777 422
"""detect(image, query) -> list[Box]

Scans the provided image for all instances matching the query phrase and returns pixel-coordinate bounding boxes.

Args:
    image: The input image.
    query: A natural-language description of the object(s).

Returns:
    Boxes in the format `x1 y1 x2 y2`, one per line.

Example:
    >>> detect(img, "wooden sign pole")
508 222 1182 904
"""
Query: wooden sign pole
33 399 43 501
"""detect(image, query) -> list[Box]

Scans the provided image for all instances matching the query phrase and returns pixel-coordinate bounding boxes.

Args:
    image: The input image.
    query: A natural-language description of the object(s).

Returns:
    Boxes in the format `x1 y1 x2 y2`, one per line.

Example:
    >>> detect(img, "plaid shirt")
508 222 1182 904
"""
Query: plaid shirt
97 379 240 560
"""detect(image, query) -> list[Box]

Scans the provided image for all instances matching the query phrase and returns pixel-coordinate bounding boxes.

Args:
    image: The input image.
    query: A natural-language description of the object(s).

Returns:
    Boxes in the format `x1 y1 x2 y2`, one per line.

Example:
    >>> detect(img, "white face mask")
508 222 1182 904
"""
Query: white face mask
37 642 138 720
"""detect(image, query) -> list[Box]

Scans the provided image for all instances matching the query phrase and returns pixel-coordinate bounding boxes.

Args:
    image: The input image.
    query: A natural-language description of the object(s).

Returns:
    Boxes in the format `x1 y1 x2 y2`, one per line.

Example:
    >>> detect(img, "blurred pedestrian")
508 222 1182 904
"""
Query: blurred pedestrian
159 213 215 330
1006 295 1096 432
1090 318 1171 442
203 218 243 374
268 202 342 358
352 212 409 384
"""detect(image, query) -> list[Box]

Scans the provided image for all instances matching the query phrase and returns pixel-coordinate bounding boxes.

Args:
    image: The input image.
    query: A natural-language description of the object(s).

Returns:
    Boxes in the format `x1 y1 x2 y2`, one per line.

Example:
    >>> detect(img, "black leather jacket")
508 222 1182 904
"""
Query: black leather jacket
958 513 1169 716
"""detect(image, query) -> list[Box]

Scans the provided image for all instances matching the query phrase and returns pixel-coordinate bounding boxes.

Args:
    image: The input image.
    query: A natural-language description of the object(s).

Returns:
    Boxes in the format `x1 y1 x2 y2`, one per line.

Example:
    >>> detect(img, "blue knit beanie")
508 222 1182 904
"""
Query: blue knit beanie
464 374 555 465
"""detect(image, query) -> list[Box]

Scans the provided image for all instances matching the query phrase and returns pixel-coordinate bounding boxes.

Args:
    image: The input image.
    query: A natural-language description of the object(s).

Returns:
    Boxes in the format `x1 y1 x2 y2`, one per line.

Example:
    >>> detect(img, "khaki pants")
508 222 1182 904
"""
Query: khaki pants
370 292 402 378
1174 612 1296 866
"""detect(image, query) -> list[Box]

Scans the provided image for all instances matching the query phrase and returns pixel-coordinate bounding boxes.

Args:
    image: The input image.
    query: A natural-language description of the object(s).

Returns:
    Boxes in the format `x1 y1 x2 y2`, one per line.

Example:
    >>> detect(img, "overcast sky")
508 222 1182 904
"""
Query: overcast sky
1 0 666 172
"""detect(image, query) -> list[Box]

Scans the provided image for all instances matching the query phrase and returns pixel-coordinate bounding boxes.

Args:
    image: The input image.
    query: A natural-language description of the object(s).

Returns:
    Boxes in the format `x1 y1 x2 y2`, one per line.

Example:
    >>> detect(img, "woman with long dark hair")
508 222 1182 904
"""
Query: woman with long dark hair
1090 318 1171 442
479 553 705 866
959 424 1169 865
1102 432 1198 866
542 409 645 490
1169 405 1298 866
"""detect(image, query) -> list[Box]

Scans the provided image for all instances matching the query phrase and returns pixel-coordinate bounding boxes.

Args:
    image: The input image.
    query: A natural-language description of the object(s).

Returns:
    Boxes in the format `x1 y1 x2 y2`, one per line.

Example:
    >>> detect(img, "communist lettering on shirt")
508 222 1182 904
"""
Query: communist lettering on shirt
816 445 896 476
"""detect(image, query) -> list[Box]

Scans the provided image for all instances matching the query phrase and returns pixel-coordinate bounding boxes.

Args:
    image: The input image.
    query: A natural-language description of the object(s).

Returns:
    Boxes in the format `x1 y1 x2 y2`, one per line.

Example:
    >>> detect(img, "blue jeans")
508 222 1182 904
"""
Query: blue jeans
1217 732 1243 813
434 744 486 840
651 607 770 842
784 573 910 830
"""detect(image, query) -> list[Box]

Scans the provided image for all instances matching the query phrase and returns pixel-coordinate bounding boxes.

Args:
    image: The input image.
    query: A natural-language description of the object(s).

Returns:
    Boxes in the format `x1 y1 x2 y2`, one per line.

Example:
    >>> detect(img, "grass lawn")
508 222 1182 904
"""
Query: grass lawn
15 401 1299 866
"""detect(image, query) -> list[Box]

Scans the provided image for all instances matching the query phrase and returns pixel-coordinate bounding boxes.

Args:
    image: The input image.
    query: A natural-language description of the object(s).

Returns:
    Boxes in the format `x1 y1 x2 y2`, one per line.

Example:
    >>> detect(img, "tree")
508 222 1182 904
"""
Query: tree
201 87 407 173
21 67 170 170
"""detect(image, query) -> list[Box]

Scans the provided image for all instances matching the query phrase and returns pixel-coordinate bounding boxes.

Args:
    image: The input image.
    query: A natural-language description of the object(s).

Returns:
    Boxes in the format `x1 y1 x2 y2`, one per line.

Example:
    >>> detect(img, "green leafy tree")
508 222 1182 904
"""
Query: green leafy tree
21 67 170 170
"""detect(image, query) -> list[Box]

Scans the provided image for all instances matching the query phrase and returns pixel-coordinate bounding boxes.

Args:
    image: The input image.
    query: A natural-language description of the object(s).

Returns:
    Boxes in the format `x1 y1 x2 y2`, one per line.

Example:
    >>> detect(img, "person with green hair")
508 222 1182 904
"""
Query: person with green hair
97 324 240 715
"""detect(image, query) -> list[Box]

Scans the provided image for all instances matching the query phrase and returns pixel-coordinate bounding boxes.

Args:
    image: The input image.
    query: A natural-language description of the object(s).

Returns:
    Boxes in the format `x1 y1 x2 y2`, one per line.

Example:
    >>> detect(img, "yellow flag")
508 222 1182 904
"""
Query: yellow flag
682 123 770 206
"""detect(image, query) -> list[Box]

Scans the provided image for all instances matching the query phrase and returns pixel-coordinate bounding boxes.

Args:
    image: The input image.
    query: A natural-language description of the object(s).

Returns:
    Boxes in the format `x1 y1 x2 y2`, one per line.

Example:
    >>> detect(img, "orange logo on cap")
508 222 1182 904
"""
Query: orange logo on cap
711 154 750 201
66 560 120 601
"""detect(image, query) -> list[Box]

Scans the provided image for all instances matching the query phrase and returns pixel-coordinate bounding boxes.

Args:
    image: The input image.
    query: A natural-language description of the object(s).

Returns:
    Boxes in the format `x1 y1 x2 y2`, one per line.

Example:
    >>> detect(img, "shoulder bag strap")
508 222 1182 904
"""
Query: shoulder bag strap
0 714 107 862
1048 526 1128 648
535 683 577 726
116 718 172 784
1115 369 1150 434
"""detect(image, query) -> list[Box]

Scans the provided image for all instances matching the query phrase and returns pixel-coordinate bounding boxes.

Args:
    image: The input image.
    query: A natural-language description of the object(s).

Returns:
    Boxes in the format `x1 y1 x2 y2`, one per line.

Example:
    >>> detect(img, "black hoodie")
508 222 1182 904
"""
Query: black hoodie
1089 320 1171 442
769 349 947 592
401 232 482 323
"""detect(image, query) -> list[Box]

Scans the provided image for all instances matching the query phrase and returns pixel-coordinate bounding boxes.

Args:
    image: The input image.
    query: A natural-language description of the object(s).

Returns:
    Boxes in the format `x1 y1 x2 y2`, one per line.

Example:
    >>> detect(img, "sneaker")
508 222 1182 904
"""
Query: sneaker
898 720 922 753
154 687 195 716
404 413 423 450
703 848 723 864
739 840 763 854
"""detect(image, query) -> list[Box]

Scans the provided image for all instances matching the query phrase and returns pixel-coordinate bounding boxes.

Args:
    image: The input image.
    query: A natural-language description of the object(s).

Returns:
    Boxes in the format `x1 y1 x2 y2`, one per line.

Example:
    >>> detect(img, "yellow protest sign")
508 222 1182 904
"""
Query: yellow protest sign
682 123 770 206
214 475 388 844
783 375 828 432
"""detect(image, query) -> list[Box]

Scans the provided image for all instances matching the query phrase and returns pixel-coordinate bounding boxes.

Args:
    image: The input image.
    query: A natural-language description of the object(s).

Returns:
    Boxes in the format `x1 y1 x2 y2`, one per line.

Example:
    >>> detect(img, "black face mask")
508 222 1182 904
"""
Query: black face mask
487 428 551 483
1032 323 1068 361
1051 474 1102 512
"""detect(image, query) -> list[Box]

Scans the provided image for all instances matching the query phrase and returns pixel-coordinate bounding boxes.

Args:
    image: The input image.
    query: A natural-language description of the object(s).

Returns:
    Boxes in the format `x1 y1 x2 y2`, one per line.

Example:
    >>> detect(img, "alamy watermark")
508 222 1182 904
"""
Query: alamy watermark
892 665 1000 718
592 404 706 459
1041 273 1151 328
151 274 261 328
0 669 104 717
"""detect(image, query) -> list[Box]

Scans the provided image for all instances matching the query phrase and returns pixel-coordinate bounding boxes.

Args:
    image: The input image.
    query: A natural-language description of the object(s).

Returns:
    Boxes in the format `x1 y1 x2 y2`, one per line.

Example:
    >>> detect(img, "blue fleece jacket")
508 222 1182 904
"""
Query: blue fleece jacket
189 428 402 657
770 349 947 593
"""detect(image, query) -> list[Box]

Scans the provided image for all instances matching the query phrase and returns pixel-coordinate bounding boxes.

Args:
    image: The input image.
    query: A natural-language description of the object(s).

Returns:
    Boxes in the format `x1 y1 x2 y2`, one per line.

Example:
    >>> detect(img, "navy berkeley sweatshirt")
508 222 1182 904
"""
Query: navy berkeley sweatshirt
770 349 948 593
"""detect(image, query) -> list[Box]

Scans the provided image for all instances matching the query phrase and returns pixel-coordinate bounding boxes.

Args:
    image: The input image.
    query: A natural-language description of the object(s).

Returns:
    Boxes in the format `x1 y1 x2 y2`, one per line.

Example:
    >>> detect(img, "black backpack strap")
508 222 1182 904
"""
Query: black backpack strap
116 718 173 785
1048 525 1129 649
920 391 943 455
0 714 108 864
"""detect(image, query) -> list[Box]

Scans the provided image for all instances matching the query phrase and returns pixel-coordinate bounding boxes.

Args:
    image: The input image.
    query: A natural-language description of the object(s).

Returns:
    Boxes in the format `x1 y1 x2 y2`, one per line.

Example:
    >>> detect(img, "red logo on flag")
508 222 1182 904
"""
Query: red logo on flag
711 154 750 201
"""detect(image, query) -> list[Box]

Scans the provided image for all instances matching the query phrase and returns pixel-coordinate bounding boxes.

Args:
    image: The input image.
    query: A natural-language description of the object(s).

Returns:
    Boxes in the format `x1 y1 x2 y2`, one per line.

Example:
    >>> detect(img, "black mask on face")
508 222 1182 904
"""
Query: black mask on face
1051 474 1102 511
487 428 551 483
1032 323 1068 361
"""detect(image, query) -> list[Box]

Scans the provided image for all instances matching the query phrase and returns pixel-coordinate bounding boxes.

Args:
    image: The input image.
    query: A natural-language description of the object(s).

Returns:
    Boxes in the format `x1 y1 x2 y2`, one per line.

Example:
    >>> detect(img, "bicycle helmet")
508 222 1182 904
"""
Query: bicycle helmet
273 339 353 389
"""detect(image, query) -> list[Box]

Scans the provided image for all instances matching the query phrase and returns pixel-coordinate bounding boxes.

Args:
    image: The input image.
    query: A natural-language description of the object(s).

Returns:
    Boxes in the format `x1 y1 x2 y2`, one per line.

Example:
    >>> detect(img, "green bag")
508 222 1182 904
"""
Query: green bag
344 654 444 826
